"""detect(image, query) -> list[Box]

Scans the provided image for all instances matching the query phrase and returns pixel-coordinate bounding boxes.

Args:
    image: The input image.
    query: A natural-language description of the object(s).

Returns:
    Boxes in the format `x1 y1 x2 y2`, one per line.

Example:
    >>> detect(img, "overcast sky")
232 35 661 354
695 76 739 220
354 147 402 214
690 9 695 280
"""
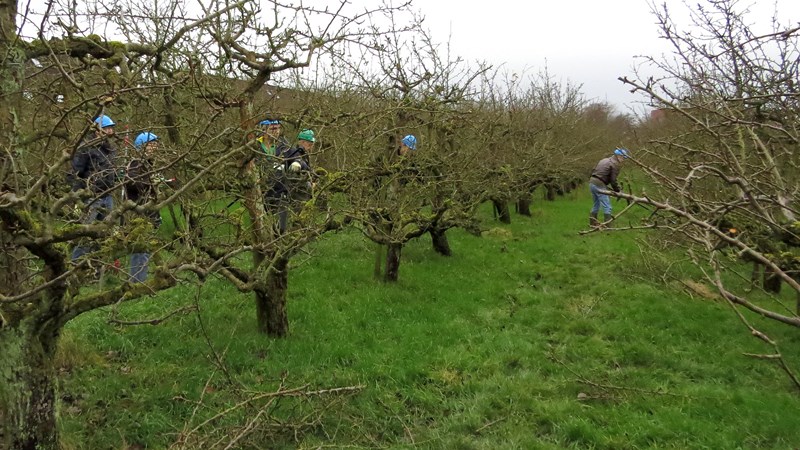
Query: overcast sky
414 0 800 112
17 0 800 114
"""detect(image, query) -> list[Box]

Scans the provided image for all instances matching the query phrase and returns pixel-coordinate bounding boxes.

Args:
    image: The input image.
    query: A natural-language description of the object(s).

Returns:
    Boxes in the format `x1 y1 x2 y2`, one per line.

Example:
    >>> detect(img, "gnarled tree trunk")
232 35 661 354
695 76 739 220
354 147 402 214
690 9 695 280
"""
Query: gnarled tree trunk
1 0 29 310
516 196 532 216
763 267 782 294
385 243 402 282
0 324 61 450
374 243 385 280
545 184 557 201
492 199 511 224
430 228 452 256
255 256 289 337
0 233 27 297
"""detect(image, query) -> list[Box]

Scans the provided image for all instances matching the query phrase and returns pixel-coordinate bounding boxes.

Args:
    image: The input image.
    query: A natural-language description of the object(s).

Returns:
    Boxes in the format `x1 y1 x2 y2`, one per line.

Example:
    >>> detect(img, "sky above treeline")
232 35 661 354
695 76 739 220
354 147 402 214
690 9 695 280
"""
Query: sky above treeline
416 0 800 113
16 0 800 115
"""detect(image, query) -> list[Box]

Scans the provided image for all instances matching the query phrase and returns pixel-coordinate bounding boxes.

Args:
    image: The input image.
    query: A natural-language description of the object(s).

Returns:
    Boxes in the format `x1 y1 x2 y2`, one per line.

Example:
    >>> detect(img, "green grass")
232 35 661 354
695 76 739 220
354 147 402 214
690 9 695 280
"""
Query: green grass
58 187 800 449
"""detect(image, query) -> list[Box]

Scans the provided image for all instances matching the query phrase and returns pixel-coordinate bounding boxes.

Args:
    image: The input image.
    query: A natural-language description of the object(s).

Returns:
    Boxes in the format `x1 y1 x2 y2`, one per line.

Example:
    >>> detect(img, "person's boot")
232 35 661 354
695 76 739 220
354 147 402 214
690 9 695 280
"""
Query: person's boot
589 212 599 227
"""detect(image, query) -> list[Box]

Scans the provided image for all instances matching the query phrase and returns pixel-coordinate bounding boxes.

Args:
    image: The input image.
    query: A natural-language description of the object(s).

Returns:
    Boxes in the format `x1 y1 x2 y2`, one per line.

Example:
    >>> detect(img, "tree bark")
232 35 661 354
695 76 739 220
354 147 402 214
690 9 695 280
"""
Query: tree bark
763 266 782 294
545 185 556 201
430 228 452 256
516 196 532 216
0 233 27 297
796 291 800 317
254 256 289 337
384 243 402 282
567 180 578 192
0 0 28 300
0 325 60 450
373 243 385 280
492 199 511 224
163 89 183 146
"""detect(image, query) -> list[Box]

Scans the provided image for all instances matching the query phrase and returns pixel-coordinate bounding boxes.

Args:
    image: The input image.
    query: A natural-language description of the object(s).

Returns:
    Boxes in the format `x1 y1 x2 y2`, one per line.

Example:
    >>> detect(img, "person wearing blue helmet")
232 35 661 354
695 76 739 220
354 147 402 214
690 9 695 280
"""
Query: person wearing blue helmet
252 116 293 227
588 147 630 227
398 134 451 255
68 114 119 262
399 134 417 156
256 116 290 158
125 132 162 282
68 115 117 193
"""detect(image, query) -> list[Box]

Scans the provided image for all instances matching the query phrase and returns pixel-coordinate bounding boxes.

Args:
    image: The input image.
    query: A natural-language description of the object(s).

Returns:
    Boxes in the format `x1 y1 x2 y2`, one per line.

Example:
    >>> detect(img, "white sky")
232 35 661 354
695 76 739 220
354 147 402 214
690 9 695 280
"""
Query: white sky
414 0 800 112
17 0 799 114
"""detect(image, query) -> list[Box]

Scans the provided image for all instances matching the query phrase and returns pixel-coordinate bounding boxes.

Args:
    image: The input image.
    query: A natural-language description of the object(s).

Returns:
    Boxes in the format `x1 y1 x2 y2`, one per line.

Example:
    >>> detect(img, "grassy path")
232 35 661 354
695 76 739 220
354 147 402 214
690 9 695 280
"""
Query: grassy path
60 189 800 449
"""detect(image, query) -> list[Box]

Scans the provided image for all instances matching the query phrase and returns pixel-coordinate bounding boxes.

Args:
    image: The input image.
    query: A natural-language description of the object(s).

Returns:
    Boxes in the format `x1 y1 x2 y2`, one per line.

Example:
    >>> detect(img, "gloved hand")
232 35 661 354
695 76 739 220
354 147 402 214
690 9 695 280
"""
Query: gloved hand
289 161 302 173
157 174 178 188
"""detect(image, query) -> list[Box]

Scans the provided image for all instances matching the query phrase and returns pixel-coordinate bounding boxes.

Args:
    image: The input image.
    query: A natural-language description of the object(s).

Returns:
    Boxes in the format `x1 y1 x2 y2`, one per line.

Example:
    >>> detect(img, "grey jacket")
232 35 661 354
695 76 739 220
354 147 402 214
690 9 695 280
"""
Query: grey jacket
589 156 620 191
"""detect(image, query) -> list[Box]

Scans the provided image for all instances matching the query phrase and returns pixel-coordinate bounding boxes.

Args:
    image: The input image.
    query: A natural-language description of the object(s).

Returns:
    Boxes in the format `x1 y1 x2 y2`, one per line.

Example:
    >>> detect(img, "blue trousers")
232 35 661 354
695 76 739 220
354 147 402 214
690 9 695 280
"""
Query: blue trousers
589 183 612 216
130 252 150 283
71 195 113 261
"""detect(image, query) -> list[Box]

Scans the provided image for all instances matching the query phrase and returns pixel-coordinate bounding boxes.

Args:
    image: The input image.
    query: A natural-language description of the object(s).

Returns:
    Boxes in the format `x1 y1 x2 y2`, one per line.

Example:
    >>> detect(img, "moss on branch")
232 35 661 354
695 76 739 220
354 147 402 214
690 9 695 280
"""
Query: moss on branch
24 37 157 61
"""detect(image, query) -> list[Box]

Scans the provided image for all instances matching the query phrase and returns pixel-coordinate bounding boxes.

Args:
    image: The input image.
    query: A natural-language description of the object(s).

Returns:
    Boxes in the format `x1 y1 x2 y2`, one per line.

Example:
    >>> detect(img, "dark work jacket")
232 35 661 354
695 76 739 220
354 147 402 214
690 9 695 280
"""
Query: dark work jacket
589 156 621 191
257 137 289 194
280 145 311 172
264 144 311 200
124 158 161 226
68 137 117 193
124 158 154 204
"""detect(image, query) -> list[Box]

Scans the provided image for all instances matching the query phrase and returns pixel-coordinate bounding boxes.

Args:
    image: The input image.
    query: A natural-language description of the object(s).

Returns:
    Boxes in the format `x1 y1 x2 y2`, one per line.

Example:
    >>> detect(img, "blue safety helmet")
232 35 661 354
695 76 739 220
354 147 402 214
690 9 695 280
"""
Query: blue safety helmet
614 148 630 159
259 118 281 126
401 134 417 150
94 115 115 128
134 132 159 149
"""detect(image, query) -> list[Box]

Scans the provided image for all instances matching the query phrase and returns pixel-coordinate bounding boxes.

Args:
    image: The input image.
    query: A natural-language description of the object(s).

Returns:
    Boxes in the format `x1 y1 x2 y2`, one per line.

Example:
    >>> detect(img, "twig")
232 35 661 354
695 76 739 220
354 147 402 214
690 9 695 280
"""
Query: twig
181 383 364 440
710 263 800 392
108 305 197 326
192 284 238 387
475 416 506 434
173 367 220 449
552 357 688 398
743 353 781 359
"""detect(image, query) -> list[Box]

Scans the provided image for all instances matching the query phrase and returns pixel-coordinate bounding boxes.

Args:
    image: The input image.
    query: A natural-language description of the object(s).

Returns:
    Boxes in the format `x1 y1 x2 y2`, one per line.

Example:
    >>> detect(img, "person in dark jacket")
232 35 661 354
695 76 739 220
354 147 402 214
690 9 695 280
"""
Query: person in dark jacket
69 114 118 261
126 132 163 283
264 129 314 233
257 117 291 209
588 148 630 227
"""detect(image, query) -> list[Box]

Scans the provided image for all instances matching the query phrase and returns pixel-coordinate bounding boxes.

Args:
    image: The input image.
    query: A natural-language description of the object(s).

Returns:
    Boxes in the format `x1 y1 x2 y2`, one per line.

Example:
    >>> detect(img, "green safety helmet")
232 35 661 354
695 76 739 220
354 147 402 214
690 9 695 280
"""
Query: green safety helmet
297 129 316 142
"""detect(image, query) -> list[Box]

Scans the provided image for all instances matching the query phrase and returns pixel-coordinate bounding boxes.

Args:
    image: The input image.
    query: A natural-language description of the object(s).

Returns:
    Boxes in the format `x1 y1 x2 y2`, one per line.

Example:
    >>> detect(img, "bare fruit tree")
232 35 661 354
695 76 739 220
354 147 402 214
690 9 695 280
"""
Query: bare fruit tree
301 21 490 282
0 0 414 447
614 0 800 387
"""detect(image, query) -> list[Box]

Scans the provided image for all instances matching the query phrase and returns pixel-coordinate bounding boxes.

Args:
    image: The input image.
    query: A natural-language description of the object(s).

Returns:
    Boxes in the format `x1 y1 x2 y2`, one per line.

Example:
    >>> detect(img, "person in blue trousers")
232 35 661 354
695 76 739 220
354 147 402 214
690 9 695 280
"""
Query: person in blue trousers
69 114 118 261
126 132 163 283
588 148 630 227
